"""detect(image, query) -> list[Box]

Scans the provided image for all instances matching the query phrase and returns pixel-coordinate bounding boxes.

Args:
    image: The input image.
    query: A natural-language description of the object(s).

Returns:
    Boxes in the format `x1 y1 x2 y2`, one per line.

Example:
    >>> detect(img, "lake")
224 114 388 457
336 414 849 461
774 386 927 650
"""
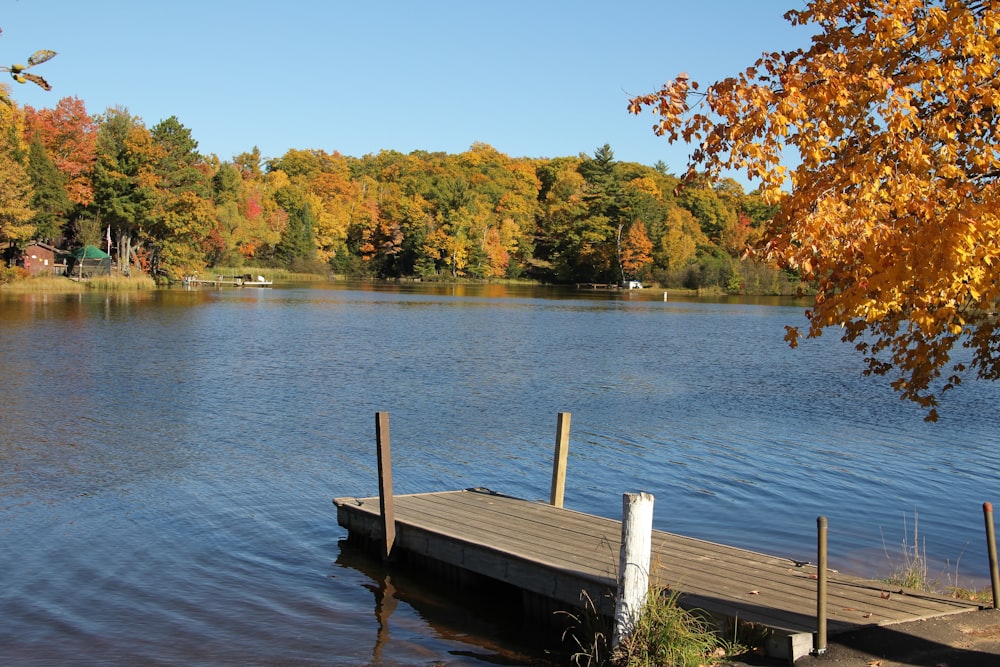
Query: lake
1 282 998 665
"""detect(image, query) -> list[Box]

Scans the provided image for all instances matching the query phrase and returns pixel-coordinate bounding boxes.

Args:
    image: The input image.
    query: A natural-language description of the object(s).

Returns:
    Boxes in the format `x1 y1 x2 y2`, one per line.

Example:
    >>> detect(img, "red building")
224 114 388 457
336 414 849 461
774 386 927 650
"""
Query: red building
20 242 68 275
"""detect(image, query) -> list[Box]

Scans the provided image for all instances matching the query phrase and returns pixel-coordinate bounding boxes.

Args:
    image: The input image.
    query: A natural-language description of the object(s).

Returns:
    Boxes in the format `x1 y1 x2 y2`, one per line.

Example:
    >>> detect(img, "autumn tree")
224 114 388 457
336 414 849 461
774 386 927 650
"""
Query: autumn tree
675 175 736 245
268 149 364 271
619 219 654 280
234 147 264 180
26 137 72 242
269 170 318 269
0 93 33 244
229 148 286 261
657 206 704 272
23 97 98 207
535 147 626 283
453 143 540 278
348 174 404 273
210 161 246 265
148 116 215 278
0 30 56 245
305 152 362 265
211 157 282 265
619 176 668 282
91 107 158 270
535 156 588 281
345 149 432 277
577 144 624 281
629 0 1000 419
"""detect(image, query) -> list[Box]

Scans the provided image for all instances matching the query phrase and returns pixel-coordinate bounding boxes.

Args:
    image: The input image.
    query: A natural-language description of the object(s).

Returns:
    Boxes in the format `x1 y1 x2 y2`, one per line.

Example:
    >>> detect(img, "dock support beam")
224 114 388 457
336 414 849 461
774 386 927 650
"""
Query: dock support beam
814 516 828 655
612 492 654 650
984 502 1000 609
549 412 571 507
376 411 396 561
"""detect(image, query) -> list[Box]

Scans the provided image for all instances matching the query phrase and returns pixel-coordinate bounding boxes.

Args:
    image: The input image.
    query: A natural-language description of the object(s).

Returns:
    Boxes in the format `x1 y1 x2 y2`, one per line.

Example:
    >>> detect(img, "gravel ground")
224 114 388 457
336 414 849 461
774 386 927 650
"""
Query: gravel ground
726 608 1000 667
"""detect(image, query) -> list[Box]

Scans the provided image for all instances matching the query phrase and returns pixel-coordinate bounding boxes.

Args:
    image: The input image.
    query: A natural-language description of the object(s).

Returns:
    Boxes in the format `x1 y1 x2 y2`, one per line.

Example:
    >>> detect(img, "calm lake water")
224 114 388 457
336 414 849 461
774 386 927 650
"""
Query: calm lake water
1 282 998 665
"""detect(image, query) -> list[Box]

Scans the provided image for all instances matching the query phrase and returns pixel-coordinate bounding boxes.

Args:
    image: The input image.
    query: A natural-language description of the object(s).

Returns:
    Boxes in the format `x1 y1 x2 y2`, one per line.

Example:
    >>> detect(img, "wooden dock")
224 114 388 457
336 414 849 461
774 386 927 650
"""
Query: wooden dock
335 487 981 661
182 274 272 288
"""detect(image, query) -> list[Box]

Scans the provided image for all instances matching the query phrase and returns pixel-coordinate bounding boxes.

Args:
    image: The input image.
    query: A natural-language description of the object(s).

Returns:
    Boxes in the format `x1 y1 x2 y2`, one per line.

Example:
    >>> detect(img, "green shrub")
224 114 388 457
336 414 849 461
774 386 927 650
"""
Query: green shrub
0 265 25 284
559 588 745 667
613 589 736 667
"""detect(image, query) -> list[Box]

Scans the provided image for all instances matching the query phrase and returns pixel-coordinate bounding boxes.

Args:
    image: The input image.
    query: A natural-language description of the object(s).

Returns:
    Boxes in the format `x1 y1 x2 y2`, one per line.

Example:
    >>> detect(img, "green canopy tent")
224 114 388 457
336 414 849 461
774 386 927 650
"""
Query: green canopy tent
70 245 110 260
69 245 111 278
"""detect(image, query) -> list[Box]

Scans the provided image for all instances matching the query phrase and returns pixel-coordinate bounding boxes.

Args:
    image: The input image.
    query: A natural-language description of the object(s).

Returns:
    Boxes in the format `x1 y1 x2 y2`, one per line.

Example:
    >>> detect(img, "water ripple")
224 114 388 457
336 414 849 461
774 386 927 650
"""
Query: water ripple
3 285 1000 663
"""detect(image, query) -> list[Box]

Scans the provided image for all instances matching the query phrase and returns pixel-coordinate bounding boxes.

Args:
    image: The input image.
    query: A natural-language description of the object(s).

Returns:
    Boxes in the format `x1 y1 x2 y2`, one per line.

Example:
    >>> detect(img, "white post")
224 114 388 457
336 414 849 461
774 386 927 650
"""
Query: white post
612 492 655 650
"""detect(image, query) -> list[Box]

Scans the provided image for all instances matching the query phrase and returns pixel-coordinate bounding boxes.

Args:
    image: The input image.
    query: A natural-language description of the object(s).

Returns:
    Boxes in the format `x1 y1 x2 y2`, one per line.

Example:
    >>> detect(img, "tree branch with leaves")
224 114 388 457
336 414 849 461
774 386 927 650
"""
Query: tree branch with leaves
629 0 999 420
0 27 56 105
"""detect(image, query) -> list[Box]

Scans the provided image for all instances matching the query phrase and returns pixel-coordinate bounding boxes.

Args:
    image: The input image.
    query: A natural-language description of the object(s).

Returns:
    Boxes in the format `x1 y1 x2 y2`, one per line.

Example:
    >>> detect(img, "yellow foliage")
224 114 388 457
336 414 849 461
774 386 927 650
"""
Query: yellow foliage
630 0 1000 417
659 207 702 269
0 100 34 243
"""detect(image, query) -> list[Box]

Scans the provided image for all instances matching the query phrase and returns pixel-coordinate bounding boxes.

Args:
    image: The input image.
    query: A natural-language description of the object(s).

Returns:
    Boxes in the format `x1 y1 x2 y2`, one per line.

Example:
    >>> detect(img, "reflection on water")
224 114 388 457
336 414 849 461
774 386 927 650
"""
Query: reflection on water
371 573 398 664
337 540 555 665
1 282 999 664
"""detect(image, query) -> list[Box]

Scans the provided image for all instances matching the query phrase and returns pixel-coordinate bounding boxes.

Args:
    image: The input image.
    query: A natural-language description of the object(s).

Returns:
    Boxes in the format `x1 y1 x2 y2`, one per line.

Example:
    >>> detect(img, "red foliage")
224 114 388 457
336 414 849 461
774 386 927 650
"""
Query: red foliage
242 191 263 220
23 97 98 206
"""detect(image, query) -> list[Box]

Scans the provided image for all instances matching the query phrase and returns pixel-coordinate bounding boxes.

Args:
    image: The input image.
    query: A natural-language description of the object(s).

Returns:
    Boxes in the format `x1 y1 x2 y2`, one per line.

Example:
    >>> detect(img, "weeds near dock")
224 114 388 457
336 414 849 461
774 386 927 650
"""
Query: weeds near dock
880 513 995 605
613 587 742 667
942 554 994 604
881 512 930 591
558 590 612 667
558 587 745 667
946 581 994 605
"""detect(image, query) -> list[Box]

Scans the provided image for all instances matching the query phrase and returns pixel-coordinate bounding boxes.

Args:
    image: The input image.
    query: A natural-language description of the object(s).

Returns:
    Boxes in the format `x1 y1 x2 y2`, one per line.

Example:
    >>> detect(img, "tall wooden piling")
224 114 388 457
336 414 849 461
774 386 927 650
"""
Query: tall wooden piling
375 411 396 560
815 516 828 655
984 502 999 609
612 492 654 650
549 412 571 507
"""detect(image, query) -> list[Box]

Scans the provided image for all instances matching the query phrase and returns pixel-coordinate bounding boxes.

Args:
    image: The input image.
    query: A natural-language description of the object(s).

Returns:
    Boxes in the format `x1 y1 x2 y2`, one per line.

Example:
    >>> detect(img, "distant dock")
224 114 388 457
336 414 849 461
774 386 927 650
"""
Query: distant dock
334 412 987 662
182 274 272 288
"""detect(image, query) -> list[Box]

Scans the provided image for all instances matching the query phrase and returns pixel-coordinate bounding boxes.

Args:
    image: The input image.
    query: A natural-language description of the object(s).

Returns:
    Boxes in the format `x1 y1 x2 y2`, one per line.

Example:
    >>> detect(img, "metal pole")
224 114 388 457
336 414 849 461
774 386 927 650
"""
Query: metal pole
376 411 396 561
984 502 1000 609
814 516 828 655
549 412 571 507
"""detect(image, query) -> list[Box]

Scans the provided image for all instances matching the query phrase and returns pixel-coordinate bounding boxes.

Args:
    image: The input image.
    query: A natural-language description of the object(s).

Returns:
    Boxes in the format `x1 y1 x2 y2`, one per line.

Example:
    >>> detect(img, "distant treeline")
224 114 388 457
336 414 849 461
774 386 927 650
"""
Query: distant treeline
1 96 803 292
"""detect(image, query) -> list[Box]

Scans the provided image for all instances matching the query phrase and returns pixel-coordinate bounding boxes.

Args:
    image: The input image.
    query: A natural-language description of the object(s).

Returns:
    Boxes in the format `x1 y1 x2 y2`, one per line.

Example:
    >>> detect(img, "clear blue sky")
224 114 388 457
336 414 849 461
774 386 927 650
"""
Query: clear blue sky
3 1 810 174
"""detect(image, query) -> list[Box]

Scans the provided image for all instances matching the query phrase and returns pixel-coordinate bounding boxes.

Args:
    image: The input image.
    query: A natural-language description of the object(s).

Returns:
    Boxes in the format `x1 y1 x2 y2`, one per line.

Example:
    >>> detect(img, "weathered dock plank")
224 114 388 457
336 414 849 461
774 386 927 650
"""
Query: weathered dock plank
334 488 980 660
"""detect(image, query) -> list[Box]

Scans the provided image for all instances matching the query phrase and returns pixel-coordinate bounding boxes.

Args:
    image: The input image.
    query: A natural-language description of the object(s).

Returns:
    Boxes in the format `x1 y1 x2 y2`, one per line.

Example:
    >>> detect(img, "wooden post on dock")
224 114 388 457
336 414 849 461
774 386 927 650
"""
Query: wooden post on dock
814 516 828 655
376 411 396 561
549 412 571 507
984 502 1000 609
612 492 654 650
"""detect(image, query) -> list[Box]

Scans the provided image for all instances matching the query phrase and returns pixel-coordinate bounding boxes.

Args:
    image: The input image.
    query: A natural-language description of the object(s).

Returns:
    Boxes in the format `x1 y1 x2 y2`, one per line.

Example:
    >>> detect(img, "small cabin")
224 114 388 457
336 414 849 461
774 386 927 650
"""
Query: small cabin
7 242 69 276
622 280 643 290
21 241 66 276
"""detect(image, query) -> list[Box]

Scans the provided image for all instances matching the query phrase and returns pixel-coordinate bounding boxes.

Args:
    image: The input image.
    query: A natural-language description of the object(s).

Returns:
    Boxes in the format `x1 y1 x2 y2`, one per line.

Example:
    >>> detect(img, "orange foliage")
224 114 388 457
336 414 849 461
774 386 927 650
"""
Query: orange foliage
621 220 653 278
629 0 1000 418
24 97 98 206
